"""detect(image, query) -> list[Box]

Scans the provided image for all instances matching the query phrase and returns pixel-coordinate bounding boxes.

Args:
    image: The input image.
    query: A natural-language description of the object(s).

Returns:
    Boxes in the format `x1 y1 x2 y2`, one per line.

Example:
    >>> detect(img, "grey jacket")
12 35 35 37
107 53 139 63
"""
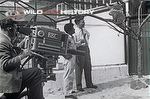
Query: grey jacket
0 33 22 93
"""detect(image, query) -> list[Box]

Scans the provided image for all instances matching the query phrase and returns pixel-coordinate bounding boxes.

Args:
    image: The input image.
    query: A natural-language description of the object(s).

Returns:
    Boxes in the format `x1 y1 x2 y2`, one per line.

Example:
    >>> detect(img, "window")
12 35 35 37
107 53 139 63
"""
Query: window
81 0 85 10
92 0 97 8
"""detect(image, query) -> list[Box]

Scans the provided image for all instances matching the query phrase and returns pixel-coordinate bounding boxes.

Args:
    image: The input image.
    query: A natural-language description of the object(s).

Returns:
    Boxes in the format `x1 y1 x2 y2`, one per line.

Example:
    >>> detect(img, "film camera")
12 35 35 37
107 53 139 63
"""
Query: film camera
30 26 68 55
20 26 68 81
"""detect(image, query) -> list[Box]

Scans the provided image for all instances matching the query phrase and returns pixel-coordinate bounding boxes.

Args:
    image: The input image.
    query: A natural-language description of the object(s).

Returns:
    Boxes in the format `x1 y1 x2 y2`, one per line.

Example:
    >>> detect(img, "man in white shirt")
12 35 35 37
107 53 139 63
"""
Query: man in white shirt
74 15 97 91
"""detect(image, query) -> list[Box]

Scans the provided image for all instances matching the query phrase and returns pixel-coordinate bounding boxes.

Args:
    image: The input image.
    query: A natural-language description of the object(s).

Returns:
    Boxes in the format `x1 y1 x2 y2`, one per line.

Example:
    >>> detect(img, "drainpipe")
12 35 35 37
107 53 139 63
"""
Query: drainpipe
122 0 130 74
123 0 130 17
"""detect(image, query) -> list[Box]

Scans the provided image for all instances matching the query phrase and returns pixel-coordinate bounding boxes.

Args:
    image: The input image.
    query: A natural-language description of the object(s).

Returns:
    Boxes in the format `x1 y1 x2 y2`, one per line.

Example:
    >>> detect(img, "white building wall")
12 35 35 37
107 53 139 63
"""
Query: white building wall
57 11 125 66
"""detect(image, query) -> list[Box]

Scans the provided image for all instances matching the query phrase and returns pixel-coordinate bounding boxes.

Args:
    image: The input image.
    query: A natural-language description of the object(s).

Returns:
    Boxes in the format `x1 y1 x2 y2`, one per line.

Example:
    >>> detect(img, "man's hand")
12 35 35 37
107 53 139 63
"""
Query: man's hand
19 49 32 60
80 39 85 44
63 54 73 60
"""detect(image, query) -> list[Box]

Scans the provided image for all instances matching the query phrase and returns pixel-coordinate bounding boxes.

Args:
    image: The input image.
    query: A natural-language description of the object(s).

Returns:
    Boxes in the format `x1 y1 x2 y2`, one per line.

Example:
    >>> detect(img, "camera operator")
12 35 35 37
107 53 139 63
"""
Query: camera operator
0 18 44 99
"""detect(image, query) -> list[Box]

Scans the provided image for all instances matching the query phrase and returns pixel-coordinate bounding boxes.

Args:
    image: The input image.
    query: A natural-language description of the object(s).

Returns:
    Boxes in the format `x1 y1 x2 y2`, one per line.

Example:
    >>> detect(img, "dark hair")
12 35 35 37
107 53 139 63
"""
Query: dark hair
0 18 17 37
74 15 84 25
0 18 16 31
64 23 74 34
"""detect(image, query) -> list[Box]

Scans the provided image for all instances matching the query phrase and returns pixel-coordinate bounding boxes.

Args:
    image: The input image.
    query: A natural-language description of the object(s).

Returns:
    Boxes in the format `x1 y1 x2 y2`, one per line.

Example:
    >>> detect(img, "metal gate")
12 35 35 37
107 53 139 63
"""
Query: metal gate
129 17 150 75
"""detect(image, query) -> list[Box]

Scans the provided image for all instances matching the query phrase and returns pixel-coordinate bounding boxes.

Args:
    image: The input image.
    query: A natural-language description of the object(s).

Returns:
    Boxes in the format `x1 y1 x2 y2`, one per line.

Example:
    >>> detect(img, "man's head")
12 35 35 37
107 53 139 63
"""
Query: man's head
74 15 85 28
0 18 18 42
64 23 75 36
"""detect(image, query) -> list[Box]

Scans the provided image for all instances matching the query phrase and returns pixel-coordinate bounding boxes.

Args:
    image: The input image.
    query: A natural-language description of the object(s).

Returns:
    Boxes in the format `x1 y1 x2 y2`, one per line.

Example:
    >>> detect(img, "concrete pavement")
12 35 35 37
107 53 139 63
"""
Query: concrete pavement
44 77 150 99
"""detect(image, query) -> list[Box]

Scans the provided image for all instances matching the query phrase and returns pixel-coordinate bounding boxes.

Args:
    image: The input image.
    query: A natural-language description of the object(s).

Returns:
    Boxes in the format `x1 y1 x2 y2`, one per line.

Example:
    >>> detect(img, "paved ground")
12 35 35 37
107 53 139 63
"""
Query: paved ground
1 76 149 99
44 76 150 99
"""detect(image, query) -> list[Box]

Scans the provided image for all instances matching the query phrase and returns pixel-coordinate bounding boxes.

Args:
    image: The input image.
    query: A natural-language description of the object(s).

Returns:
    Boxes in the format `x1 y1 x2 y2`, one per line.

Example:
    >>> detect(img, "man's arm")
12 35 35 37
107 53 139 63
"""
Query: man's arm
73 34 84 47
83 28 90 40
63 37 73 60
0 42 21 72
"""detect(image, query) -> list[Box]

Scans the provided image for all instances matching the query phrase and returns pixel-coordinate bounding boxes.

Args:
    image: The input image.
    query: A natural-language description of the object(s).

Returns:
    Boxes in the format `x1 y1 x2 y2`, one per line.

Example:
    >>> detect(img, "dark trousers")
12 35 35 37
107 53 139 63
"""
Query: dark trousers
4 68 44 99
75 46 93 89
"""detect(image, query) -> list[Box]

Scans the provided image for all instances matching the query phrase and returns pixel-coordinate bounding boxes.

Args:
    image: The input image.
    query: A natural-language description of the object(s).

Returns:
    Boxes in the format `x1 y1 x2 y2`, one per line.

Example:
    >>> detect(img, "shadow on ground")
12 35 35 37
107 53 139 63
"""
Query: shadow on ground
73 77 131 96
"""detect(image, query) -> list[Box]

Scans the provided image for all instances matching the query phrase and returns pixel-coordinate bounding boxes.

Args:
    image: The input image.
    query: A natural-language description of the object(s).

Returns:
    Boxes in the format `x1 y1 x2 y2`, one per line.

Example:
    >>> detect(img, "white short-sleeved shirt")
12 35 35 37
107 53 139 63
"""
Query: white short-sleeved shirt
74 26 90 47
